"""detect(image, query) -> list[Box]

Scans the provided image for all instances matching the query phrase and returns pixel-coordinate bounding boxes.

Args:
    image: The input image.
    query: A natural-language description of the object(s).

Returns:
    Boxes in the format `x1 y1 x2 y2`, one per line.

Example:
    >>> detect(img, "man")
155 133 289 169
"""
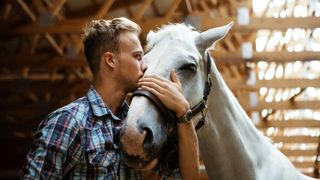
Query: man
22 17 199 179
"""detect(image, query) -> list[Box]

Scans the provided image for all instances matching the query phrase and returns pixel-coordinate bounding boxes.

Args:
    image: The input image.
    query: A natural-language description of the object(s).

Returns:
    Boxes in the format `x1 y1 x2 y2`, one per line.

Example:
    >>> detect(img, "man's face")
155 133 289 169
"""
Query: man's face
115 31 147 92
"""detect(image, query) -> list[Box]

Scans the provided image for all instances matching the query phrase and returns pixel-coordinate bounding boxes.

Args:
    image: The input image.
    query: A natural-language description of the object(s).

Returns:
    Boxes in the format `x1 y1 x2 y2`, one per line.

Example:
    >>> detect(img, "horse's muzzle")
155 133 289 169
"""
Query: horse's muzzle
119 121 161 169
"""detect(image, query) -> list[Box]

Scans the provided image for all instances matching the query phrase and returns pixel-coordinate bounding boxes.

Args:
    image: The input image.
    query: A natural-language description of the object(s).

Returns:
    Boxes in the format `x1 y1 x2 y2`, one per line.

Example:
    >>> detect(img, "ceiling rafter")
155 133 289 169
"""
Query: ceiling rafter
17 0 64 55
133 0 154 19
3 16 319 35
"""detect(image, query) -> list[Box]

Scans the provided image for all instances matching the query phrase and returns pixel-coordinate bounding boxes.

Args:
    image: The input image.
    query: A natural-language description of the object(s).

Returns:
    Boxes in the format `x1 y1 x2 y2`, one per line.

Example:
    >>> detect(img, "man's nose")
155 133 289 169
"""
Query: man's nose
141 61 148 73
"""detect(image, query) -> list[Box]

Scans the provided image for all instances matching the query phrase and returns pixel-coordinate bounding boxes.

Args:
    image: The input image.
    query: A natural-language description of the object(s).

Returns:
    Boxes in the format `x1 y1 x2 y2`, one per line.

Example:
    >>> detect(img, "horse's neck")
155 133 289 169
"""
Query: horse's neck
197 64 311 180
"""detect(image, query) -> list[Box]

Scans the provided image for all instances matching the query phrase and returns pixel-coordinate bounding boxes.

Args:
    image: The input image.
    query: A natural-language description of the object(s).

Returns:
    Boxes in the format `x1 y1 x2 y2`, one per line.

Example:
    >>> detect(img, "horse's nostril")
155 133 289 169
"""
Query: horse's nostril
143 127 154 149
137 123 163 161
140 124 154 152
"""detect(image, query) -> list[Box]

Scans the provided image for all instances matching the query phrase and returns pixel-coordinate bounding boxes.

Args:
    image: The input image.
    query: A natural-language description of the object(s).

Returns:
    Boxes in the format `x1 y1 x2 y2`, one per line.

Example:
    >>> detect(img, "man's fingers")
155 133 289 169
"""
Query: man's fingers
140 85 164 99
142 75 170 83
170 70 181 85
139 81 166 94
139 76 167 88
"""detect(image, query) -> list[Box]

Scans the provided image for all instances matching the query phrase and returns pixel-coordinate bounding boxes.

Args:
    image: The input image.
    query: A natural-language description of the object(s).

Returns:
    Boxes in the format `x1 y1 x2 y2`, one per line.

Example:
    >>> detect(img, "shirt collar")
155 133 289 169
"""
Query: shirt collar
86 86 128 121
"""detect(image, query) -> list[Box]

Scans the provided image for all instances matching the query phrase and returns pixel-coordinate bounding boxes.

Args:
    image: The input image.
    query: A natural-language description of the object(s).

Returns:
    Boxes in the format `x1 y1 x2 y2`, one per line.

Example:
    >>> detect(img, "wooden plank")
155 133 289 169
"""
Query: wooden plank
133 0 154 19
0 73 88 81
212 51 320 64
303 172 317 178
292 161 316 168
95 0 115 19
194 13 320 31
199 0 210 13
2 51 318 69
165 0 182 18
226 78 320 90
44 33 63 55
199 162 317 178
280 149 317 156
240 100 320 110
0 81 90 115
270 136 319 143
17 0 65 55
257 120 320 128
3 15 320 35
0 80 89 94
185 0 193 13
13 73 315 102
51 0 67 17
16 0 36 21
0 54 87 68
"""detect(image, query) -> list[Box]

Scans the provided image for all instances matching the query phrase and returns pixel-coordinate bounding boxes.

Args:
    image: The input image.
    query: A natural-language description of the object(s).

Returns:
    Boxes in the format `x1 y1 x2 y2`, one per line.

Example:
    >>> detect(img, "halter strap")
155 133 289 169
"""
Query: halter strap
131 89 177 122
194 50 212 130
203 50 212 100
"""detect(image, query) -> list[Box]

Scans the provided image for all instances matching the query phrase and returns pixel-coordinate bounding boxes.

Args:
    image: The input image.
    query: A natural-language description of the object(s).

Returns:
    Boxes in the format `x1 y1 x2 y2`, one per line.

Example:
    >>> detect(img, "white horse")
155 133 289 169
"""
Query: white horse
120 22 316 180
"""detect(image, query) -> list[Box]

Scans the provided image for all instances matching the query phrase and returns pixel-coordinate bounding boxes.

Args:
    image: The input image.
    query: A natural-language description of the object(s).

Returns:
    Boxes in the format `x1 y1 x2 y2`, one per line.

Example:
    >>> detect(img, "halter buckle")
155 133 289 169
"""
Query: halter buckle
201 103 208 118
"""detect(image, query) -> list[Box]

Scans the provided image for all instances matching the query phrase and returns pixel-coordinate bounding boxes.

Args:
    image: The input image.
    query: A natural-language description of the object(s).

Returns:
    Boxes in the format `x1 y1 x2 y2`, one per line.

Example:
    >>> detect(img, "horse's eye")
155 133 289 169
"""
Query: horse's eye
179 63 197 72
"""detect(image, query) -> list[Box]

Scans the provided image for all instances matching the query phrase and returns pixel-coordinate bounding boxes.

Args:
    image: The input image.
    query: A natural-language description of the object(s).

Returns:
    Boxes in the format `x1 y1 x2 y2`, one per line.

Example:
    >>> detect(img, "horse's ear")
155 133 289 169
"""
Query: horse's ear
195 22 234 51
146 30 155 43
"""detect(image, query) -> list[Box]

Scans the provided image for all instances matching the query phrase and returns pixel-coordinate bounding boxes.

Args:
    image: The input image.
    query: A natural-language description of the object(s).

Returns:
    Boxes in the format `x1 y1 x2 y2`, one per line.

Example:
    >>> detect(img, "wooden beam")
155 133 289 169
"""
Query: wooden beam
51 0 67 17
0 80 89 94
257 120 320 128
225 78 320 90
16 0 36 21
280 149 317 156
2 50 318 69
0 54 87 68
199 0 210 13
0 73 89 81
301 172 316 178
165 0 182 18
133 0 154 19
184 0 193 13
0 81 90 116
1 17 170 35
199 160 317 177
292 161 315 168
193 12 320 31
212 51 320 64
4 14 319 36
17 0 65 55
240 100 320 110
95 0 115 19
44 33 63 55
270 136 319 143
8 78 320 97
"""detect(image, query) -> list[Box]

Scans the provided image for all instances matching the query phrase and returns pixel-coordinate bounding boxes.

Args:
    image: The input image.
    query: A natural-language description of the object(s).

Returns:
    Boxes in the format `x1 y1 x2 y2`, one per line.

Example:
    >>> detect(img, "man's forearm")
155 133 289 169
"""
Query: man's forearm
178 121 200 179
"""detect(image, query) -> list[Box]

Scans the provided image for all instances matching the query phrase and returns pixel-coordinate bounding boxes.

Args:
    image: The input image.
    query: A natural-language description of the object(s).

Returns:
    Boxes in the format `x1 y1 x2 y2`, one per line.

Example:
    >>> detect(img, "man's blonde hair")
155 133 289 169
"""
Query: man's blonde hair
83 17 141 75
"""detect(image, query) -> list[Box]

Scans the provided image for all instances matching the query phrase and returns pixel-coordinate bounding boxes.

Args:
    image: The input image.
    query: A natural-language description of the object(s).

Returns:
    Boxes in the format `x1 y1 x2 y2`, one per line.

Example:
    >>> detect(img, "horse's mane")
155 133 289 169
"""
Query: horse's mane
145 23 199 52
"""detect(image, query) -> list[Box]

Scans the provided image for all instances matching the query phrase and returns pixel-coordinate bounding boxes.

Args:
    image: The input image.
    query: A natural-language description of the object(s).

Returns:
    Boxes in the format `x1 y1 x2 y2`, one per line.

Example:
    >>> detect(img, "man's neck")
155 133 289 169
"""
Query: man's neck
94 79 127 116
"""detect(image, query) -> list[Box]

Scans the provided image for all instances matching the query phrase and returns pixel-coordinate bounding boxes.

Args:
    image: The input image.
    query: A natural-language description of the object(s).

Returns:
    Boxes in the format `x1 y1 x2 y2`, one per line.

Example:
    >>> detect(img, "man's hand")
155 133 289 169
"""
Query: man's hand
138 70 189 118
139 70 200 179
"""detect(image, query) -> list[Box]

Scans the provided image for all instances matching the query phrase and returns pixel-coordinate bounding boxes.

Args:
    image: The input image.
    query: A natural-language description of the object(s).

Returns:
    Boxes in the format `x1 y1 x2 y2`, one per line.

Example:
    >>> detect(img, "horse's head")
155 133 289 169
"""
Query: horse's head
120 22 233 169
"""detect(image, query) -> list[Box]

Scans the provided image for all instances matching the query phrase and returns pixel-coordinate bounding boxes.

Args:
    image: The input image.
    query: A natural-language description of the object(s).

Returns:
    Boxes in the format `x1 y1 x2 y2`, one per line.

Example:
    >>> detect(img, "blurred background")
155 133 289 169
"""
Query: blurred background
0 0 319 179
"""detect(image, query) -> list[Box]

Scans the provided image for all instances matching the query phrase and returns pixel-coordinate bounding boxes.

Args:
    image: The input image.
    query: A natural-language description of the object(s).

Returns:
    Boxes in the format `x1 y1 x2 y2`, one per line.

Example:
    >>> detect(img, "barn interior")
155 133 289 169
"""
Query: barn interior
0 0 319 179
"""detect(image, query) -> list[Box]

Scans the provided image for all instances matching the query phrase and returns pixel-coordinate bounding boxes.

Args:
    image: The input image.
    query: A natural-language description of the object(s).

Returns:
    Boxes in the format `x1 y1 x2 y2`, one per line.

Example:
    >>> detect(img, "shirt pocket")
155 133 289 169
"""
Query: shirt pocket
84 127 119 167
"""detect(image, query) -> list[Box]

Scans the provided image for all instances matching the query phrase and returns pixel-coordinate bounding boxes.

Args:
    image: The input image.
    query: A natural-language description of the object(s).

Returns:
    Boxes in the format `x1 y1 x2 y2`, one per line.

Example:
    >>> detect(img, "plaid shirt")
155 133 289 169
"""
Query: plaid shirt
22 86 141 179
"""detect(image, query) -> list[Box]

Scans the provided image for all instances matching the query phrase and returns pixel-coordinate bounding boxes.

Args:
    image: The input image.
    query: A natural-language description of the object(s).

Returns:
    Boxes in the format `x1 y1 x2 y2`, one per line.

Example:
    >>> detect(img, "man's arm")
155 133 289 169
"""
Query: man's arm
138 70 200 179
22 110 81 179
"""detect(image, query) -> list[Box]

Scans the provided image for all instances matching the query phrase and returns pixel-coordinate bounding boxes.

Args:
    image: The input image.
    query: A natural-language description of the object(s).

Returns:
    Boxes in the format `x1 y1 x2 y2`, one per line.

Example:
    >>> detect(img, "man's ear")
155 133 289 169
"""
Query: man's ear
103 52 116 69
